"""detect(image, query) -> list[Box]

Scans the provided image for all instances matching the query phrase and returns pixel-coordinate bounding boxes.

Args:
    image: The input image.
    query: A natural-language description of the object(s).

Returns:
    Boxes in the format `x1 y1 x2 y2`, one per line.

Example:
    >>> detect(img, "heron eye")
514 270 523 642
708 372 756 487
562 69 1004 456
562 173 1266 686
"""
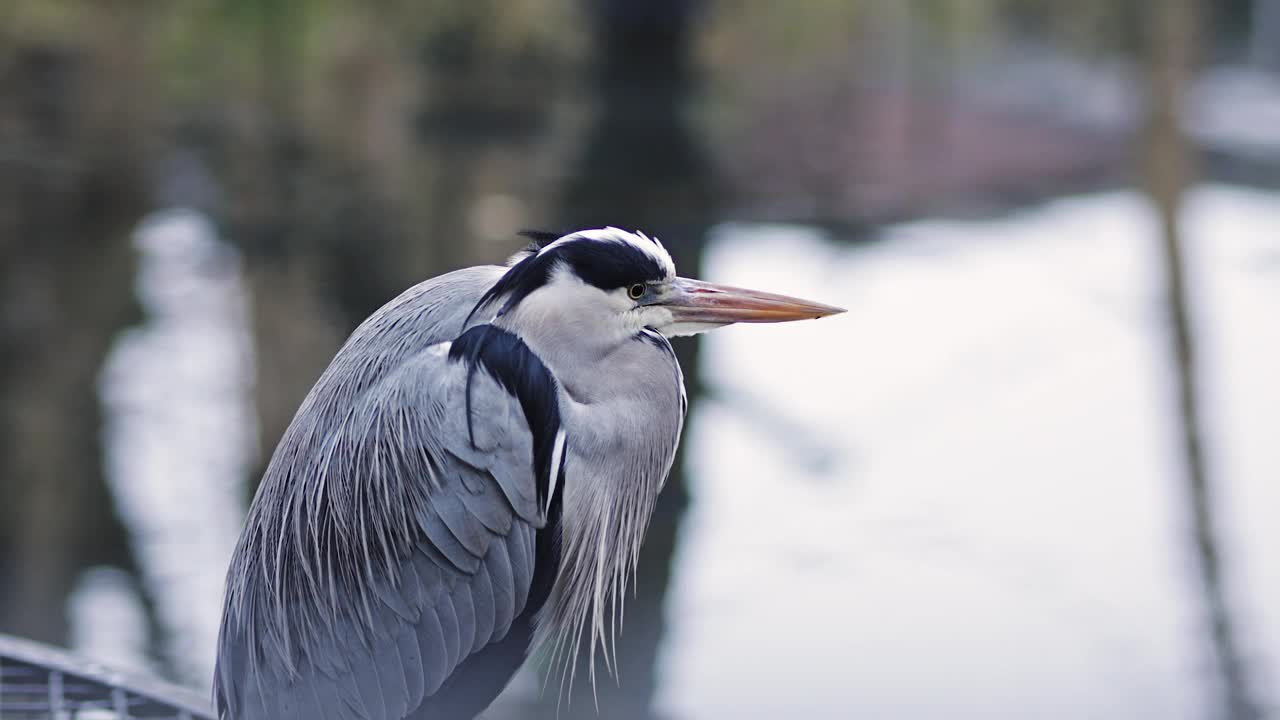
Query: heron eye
628 283 646 300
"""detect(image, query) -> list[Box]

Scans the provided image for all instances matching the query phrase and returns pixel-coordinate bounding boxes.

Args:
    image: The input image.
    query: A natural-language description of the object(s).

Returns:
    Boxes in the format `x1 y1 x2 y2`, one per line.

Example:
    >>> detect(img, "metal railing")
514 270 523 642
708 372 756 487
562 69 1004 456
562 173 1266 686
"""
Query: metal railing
0 634 214 719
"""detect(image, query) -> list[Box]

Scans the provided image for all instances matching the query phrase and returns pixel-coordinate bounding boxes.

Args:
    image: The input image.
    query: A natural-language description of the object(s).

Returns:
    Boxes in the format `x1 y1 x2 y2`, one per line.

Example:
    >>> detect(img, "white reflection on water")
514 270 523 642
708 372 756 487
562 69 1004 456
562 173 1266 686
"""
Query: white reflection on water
660 187 1279 719
95 209 255 685
91 189 1278 716
68 566 152 676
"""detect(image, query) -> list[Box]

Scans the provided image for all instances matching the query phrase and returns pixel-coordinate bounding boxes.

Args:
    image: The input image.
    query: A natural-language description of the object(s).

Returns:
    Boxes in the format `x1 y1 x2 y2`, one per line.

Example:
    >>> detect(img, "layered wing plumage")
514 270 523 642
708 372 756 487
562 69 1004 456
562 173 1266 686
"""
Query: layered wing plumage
214 266 562 719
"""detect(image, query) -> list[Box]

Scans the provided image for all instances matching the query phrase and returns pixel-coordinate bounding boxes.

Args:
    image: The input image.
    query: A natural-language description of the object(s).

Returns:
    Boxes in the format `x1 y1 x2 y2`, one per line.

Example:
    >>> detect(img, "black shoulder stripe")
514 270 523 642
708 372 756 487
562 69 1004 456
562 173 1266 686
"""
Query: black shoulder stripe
526 468 564 616
449 325 561 510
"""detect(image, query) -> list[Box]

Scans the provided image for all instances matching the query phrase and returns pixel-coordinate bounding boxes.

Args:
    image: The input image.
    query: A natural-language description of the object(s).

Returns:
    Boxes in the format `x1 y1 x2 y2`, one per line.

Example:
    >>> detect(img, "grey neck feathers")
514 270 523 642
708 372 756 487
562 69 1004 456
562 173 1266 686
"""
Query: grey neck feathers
519 327 686 695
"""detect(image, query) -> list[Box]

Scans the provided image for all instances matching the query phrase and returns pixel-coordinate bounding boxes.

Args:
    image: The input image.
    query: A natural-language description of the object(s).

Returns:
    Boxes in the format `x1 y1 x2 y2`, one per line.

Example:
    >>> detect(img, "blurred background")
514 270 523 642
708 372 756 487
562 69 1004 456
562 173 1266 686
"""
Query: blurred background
1 0 1278 718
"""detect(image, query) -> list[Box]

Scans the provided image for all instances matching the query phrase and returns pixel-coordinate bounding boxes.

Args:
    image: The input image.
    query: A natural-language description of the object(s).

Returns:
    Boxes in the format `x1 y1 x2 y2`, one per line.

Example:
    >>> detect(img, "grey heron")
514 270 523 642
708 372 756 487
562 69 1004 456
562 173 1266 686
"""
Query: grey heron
214 228 842 719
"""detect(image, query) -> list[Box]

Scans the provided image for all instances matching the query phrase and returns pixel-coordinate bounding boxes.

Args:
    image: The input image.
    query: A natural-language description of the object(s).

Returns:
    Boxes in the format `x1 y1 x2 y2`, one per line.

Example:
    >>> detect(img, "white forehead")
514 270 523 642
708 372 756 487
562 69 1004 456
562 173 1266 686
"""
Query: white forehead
540 227 677 280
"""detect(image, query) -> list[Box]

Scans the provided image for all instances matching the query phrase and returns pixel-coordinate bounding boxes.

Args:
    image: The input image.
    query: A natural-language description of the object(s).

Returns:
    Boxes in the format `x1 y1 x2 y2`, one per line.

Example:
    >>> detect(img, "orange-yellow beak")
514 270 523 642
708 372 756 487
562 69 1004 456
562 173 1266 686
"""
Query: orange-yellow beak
659 277 845 335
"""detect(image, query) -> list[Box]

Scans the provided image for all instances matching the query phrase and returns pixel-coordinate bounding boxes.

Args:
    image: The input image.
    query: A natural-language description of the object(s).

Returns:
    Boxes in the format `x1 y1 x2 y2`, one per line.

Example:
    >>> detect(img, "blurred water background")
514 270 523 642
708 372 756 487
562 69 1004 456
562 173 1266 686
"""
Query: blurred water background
1 1 1278 718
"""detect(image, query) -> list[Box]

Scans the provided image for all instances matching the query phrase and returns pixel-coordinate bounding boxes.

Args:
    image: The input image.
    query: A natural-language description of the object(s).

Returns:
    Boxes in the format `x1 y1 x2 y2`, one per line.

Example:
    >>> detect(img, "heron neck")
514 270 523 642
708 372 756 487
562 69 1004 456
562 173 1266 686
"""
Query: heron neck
523 329 685 684
535 330 665 407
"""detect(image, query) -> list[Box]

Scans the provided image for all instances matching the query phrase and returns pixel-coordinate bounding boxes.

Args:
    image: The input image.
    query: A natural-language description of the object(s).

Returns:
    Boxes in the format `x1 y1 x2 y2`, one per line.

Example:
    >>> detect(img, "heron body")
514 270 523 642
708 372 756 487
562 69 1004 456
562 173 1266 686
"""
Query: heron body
214 229 841 719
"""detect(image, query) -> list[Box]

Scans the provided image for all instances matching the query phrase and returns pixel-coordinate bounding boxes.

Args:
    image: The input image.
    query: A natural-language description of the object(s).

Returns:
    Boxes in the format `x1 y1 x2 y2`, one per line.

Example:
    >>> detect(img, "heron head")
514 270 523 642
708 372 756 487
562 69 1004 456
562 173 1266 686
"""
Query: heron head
475 227 844 343
462 228 842 691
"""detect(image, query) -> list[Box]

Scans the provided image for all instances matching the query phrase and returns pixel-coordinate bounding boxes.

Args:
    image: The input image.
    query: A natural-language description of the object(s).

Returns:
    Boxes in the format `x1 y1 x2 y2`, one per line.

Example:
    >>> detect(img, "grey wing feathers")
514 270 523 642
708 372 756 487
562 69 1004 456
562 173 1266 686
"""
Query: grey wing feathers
220 354 542 720
215 265 545 719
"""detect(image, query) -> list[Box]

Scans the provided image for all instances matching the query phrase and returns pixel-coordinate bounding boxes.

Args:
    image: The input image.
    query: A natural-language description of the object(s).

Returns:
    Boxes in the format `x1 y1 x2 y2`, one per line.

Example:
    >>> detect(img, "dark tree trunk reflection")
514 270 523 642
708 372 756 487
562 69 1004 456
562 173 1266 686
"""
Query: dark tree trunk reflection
1143 2 1262 718
517 0 719 717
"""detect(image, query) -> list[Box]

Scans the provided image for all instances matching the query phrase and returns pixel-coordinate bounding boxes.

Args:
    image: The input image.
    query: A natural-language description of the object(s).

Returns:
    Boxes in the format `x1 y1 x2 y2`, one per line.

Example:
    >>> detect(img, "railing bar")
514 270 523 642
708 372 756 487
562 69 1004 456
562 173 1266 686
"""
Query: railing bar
49 669 64 716
2 634 214 718
5 682 81 692
0 700 83 711
114 686 131 718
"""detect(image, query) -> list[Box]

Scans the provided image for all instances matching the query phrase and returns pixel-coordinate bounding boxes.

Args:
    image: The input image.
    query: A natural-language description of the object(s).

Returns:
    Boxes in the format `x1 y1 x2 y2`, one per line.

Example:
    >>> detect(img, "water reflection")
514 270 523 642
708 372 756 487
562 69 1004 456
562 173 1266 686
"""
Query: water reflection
97 211 254 684
663 191 1279 719
25 187 1276 719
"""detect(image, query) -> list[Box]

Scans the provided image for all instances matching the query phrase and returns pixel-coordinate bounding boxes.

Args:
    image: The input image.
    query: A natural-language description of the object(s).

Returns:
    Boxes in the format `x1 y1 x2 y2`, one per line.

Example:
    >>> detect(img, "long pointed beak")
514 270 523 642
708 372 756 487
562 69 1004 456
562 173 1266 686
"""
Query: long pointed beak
662 277 845 329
